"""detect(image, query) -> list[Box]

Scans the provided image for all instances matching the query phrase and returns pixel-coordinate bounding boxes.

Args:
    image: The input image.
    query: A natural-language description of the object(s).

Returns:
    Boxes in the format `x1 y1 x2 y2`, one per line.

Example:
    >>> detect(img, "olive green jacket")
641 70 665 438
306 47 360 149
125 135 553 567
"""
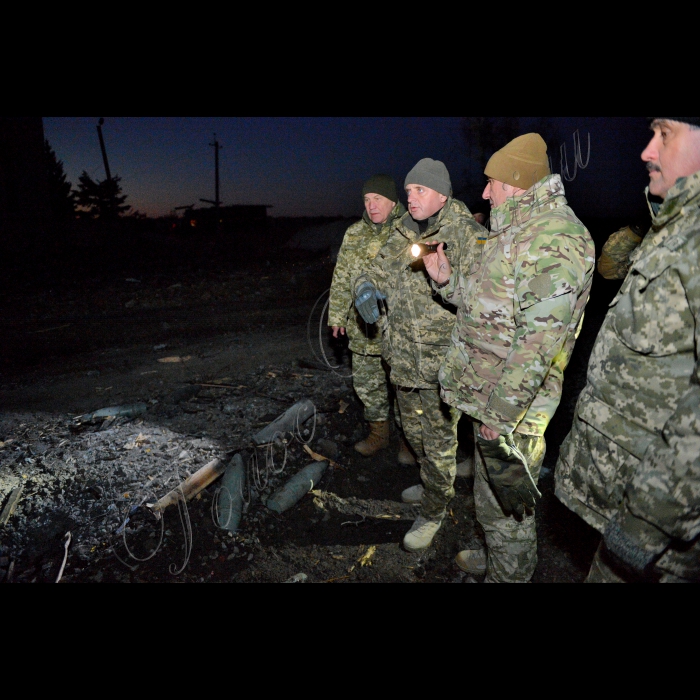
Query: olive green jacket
354 198 485 388
328 202 405 354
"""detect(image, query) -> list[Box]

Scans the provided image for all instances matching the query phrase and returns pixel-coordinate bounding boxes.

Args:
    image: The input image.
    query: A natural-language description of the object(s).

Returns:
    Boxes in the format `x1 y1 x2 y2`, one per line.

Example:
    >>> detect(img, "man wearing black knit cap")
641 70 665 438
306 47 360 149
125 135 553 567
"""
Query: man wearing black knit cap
354 158 486 552
555 117 700 582
328 174 415 464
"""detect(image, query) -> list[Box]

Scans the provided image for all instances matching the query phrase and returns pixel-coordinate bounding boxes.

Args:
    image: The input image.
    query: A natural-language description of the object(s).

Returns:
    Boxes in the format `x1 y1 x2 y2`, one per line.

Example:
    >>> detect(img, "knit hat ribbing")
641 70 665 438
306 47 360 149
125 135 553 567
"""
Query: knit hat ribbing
404 158 452 196
484 133 550 190
362 174 398 203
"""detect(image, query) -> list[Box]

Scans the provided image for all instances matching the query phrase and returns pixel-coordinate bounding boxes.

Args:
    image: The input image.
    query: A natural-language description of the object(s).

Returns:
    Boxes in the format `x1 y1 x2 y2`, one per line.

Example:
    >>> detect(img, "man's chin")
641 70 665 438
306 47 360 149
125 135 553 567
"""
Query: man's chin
648 178 666 198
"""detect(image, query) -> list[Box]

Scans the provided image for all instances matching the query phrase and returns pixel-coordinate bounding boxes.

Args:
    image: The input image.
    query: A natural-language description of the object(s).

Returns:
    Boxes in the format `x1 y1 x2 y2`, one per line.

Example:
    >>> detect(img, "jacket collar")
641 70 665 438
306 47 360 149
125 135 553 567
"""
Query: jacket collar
401 197 452 238
488 173 566 239
646 171 700 231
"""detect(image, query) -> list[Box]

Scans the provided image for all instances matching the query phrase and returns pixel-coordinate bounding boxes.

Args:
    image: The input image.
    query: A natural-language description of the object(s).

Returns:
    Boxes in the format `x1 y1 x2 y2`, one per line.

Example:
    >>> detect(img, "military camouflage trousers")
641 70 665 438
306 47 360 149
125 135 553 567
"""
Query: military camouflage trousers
396 385 459 520
474 424 545 583
351 352 392 422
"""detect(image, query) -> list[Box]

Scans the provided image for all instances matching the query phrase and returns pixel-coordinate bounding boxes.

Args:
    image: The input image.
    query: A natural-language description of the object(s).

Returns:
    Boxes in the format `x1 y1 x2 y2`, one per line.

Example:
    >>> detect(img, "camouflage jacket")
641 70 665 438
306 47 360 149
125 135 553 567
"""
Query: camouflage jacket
437 174 595 435
556 171 700 542
354 198 485 388
328 202 406 354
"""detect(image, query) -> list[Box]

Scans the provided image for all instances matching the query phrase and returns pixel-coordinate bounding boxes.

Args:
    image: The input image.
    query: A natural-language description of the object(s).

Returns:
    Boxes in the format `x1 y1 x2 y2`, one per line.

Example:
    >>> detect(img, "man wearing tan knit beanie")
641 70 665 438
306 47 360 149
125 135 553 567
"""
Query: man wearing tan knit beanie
422 132 595 582
483 132 550 193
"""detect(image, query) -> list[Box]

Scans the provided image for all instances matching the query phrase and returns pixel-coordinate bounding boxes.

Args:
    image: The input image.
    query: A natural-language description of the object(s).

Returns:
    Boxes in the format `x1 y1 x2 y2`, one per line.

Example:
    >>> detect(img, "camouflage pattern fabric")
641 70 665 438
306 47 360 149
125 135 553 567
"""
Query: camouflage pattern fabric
585 540 697 583
395 385 459 520
329 202 405 425
354 197 485 389
473 423 545 583
351 352 391 422
352 197 483 523
555 171 700 582
431 174 592 582
436 174 595 436
328 202 406 354
597 225 644 280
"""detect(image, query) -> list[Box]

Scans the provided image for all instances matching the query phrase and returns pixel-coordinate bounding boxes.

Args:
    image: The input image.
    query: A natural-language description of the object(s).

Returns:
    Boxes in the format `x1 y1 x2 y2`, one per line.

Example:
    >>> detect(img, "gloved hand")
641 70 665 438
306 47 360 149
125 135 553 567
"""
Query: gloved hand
602 504 670 579
477 433 541 516
355 281 385 324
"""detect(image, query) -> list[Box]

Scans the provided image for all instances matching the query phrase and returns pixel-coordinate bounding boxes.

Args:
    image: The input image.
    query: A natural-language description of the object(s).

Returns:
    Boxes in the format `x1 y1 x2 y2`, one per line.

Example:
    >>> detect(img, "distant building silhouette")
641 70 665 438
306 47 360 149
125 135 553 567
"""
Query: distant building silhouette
178 204 272 235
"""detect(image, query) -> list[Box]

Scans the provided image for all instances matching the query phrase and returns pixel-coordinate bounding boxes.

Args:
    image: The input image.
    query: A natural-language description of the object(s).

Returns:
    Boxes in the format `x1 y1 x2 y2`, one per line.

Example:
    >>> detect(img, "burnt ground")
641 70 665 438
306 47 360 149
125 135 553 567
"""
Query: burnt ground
0 223 620 584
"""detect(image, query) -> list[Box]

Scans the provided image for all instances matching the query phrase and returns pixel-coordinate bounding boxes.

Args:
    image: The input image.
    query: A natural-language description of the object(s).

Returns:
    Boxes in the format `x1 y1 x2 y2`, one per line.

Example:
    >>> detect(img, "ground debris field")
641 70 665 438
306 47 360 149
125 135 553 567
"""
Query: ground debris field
0 226 617 584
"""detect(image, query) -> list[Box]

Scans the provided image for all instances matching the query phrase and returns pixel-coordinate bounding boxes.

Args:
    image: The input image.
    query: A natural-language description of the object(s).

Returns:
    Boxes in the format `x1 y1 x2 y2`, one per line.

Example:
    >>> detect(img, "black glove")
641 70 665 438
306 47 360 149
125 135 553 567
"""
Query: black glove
355 281 385 324
602 505 670 580
477 433 541 516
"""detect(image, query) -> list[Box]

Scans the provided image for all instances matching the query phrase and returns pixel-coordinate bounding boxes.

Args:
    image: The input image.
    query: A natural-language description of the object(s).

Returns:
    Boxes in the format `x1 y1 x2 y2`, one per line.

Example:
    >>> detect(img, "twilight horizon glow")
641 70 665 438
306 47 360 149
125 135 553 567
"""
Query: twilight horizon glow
42 116 652 221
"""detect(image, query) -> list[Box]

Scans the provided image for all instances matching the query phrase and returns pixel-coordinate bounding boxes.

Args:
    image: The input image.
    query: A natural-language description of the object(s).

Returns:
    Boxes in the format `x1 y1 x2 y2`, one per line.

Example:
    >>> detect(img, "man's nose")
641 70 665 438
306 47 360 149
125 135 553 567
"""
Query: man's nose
641 136 658 162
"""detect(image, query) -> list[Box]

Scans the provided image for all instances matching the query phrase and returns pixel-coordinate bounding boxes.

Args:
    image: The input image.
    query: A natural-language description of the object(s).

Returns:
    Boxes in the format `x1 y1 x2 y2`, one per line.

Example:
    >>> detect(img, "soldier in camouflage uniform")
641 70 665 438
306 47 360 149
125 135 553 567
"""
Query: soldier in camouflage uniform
424 134 595 582
354 158 486 552
555 117 700 582
328 174 414 463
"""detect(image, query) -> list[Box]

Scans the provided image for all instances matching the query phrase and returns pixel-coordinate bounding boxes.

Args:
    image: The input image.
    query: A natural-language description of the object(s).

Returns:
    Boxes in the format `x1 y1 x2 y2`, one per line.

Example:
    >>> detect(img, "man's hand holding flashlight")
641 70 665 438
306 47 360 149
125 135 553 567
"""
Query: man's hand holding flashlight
423 241 452 287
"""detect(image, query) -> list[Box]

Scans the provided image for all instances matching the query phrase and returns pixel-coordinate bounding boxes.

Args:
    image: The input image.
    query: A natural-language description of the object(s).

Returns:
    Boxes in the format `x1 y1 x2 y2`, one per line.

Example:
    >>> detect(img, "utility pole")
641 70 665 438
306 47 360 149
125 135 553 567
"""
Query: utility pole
96 117 111 181
212 134 221 210
199 134 223 233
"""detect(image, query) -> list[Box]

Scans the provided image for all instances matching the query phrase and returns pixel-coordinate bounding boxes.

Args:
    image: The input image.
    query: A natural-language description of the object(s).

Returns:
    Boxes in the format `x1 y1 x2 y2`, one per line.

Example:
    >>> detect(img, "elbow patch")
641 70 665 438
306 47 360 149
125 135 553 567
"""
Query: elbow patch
520 271 578 310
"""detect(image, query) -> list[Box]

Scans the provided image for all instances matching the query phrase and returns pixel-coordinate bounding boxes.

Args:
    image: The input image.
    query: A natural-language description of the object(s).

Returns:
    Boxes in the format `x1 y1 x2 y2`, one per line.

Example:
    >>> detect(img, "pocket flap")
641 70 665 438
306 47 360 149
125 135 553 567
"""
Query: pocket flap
576 391 656 460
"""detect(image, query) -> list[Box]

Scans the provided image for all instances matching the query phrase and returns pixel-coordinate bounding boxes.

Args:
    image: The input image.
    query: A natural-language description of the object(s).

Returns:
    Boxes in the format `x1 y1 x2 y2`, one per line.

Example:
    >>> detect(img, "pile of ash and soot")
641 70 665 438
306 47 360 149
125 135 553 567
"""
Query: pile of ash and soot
0 240 603 583
0 366 446 584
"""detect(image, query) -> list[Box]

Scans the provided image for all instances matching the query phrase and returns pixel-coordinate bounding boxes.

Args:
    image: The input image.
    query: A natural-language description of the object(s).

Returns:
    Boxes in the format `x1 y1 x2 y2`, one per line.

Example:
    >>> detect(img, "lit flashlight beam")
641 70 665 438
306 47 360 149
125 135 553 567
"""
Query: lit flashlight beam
410 242 448 258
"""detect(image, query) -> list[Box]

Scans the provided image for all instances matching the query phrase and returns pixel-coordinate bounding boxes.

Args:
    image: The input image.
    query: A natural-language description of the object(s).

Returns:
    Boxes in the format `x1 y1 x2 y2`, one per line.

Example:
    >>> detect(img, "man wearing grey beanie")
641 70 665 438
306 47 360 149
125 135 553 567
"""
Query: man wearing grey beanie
353 158 487 552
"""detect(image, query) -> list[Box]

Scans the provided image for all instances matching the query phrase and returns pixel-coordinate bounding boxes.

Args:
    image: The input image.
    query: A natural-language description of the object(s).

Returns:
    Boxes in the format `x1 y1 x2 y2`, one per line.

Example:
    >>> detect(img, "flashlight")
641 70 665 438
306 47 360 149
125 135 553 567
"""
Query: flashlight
411 242 448 258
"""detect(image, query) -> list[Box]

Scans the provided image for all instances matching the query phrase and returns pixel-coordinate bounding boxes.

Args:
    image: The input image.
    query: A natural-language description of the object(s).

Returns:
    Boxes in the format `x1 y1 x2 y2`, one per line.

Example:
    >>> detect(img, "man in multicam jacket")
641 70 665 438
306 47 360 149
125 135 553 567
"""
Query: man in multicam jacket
328 174 414 464
423 134 595 582
555 117 700 582
353 158 486 552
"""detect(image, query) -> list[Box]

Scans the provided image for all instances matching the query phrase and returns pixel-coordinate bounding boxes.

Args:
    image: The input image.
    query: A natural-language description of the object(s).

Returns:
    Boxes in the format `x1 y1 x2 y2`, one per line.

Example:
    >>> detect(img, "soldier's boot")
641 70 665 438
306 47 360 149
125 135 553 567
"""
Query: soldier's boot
403 515 443 552
455 549 487 575
354 421 390 457
397 434 417 466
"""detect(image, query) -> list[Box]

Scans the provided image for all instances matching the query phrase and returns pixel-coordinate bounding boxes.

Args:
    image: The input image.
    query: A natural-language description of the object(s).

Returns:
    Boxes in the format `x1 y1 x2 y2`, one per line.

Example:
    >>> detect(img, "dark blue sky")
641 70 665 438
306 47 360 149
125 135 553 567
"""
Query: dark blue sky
42 116 653 221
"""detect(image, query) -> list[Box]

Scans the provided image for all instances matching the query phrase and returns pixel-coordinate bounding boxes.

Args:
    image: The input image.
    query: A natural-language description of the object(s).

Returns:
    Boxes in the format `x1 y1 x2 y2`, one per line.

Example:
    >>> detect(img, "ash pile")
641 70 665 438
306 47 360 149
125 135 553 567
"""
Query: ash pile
0 356 396 583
